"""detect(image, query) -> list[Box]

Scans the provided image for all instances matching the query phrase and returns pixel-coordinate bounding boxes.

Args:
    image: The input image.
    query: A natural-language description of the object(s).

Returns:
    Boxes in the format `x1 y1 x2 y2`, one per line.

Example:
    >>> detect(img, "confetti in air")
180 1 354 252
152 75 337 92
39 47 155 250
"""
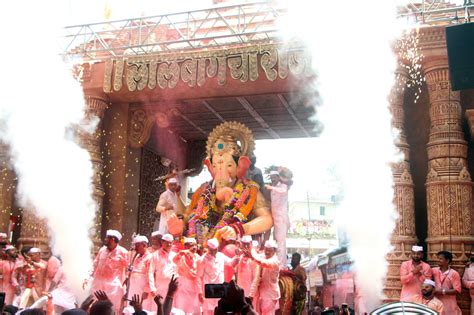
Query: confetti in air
396 28 425 103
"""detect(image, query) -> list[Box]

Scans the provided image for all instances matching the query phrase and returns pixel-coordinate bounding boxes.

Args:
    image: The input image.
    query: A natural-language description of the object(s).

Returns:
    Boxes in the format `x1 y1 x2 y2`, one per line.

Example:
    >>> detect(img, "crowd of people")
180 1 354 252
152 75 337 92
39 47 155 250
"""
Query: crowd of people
399 245 474 315
0 229 307 315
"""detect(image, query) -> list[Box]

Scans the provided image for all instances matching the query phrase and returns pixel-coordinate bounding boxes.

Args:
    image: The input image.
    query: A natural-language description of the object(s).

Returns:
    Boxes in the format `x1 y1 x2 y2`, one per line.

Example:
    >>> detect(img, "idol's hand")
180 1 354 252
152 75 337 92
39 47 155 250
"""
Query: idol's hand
218 226 237 240
167 214 184 237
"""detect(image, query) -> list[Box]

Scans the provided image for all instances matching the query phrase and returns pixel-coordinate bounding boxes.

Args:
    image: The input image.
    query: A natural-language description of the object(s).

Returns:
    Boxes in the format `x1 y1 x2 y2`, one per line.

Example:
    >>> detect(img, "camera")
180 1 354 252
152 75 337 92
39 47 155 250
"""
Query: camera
204 283 230 299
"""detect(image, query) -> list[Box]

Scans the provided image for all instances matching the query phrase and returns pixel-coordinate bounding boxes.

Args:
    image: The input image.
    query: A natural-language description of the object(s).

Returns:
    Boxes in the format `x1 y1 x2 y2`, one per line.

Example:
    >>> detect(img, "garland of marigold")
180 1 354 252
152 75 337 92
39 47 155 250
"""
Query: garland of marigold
186 179 258 242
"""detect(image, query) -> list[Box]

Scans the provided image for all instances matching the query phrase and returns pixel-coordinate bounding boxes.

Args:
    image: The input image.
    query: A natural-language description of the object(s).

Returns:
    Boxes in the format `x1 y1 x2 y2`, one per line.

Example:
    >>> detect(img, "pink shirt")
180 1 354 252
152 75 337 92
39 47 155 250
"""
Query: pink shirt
249 251 280 300
399 260 432 301
234 255 257 297
173 251 201 313
198 252 230 312
432 267 462 315
92 245 129 284
148 249 175 296
462 263 474 297
129 251 152 294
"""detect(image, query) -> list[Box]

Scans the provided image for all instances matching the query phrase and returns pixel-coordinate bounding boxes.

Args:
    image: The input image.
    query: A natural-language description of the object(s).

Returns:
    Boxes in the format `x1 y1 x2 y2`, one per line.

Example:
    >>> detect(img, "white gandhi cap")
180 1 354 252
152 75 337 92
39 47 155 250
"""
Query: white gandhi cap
29 247 40 254
184 237 196 245
412 245 423 252
134 235 149 244
106 229 122 241
168 178 178 184
264 240 277 249
423 279 436 287
207 238 219 249
151 231 162 237
241 235 252 243
162 234 173 242
269 171 280 176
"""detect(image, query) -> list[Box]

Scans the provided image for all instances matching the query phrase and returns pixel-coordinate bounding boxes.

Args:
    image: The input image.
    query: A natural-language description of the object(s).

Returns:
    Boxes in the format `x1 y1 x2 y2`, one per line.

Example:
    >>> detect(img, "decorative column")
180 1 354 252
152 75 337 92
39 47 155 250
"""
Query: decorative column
424 61 474 264
0 143 16 233
78 95 108 245
384 68 417 301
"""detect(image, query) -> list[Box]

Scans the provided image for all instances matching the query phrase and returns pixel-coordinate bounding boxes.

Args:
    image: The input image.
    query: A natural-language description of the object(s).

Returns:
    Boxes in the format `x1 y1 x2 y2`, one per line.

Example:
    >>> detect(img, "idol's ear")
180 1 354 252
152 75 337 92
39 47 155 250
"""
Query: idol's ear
204 158 215 178
236 156 251 179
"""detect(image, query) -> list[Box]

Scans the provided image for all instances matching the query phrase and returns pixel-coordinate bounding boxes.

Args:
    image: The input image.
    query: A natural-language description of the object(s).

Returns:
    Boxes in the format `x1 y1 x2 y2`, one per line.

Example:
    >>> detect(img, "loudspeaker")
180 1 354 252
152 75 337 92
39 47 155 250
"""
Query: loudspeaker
446 22 474 91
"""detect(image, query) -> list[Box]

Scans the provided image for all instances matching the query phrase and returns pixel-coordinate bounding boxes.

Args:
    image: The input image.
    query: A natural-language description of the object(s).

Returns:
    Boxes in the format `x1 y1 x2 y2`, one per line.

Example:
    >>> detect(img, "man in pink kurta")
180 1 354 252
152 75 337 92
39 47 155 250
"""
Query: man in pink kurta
406 279 444 314
432 250 462 315
89 230 129 314
232 235 257 298
124 235 153 313
45 255 61 292
18 247 47 308
399 245 432 301
148 231 162 254
462 254 474 315
197 238 231 315
248 240 281 315
173 237 201 315
149 233 175 310
2 245 20 305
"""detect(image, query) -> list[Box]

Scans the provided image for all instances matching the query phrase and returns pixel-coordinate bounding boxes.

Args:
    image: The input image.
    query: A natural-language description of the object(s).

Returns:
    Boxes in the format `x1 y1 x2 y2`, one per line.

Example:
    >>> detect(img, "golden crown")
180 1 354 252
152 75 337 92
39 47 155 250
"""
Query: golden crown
206 121 255 158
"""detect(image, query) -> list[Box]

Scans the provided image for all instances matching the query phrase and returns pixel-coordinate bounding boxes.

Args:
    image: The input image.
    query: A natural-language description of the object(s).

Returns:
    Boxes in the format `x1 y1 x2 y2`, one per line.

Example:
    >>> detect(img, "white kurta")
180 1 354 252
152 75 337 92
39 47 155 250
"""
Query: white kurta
156 189 178 234
197 252 230 315
270 182 289 266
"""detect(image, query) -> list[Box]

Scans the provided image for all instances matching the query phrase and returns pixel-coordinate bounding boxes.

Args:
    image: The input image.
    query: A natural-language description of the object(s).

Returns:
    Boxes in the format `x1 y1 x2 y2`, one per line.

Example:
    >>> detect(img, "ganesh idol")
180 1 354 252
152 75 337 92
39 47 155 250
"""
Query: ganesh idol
168 121 273 244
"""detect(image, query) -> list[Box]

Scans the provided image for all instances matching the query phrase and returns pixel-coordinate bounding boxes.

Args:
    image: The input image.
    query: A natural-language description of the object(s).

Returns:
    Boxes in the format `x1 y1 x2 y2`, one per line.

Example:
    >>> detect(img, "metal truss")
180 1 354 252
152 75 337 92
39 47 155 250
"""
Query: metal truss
62 1 284 62
63 1 474 62
398 0 474 25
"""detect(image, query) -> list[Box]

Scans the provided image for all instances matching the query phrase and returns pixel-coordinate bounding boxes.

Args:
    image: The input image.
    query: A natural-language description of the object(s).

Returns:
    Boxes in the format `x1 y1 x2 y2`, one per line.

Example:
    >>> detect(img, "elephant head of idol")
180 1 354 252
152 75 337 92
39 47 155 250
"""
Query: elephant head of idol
204 122 255 203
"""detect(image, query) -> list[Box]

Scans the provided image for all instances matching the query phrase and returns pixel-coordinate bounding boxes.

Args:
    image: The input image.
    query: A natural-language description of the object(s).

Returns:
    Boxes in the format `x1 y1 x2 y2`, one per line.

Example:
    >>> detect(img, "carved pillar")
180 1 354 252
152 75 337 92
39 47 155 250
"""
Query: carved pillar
79 95 108 244
385 68 417 302
0 143 15 233
424 61 474 264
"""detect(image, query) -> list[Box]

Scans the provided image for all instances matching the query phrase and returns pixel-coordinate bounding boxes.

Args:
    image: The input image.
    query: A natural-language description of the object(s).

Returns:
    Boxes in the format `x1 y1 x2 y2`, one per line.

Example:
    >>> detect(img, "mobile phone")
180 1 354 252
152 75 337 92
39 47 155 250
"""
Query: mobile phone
204 283 230 299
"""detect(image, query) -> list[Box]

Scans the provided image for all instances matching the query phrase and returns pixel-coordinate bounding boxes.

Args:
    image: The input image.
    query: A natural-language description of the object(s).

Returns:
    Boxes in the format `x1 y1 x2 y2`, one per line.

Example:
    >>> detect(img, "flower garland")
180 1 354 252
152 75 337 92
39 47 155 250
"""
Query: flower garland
186 179 258 243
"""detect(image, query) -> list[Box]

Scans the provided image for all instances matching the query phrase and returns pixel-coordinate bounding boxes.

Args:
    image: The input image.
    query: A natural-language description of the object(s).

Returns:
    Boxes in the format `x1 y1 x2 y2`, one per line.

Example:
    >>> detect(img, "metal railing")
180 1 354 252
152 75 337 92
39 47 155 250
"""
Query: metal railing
61 1 284 61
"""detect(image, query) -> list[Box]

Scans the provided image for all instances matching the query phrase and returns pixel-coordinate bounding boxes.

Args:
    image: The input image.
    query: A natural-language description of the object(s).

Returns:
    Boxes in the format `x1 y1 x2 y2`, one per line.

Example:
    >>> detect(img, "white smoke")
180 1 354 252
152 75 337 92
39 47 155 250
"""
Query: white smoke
278 1 402 312
0 1 96 298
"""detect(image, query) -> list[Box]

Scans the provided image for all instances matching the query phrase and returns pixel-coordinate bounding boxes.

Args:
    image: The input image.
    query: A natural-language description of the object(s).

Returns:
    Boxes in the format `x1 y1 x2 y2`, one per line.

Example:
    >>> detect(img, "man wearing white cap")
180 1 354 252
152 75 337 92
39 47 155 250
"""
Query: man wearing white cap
148 233 175 312
89 230 129 314
156 177 183 235
399 245 432 301
197 238 232 315
2 245 19 305
18 247 47 308
247 240 280 315
229 235 257 298
265 171 289 266
406 279 444 313
173 237 201 315
148 231 162 254
124 235 153 313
